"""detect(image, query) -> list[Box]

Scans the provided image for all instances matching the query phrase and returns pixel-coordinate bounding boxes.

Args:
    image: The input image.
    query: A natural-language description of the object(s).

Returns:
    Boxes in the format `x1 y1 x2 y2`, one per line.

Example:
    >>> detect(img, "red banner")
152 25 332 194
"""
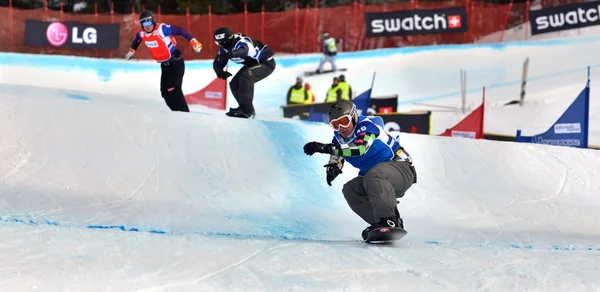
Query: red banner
185 77 227 110
439 87 485 139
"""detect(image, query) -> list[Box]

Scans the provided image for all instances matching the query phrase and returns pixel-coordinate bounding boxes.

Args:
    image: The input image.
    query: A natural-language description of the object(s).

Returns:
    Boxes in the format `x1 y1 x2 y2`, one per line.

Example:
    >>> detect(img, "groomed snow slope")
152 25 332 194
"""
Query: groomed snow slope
2 34 600 144
2 90 600 291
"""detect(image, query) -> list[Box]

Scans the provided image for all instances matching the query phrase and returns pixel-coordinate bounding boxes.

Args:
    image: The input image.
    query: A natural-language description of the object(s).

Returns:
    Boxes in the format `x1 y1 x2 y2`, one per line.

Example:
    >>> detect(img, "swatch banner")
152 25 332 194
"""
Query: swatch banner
530 2 600 35
364 7 468 37
25 19 120 49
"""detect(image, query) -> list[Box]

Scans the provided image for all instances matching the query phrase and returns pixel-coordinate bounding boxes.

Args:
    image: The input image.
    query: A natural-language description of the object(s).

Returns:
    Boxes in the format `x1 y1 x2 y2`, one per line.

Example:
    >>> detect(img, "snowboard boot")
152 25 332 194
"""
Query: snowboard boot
394 205 404 230
226 107 255 119
362 215 402 240
361 202 405 240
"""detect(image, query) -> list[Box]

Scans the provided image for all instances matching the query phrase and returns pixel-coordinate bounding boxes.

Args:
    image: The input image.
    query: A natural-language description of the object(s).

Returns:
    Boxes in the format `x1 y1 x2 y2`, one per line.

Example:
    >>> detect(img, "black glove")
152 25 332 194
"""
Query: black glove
324 163 342 186
217 71 232 80
303 142 333 156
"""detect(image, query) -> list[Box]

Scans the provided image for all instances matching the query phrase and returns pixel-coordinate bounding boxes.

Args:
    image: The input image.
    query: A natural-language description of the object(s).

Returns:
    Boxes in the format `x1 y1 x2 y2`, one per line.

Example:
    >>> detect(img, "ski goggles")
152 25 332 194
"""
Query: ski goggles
140 17 153 28
329 114 353 131
214 37 230 47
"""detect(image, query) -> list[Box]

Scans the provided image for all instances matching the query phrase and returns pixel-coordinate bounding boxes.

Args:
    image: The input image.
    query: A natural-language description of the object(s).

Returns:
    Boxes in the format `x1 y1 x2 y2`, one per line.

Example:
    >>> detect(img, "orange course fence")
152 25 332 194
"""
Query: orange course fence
0 0 586 61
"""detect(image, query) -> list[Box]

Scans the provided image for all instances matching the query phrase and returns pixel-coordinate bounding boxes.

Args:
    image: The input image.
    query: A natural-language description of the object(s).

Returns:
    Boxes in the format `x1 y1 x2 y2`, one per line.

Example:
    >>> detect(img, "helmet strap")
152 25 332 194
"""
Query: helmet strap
350 104 358 125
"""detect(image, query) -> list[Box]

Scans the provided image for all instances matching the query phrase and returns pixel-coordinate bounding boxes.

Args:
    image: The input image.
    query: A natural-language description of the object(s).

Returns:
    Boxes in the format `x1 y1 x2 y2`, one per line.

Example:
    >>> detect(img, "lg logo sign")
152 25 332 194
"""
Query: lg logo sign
46 22 68 46
46 22 97 47
73 27 98 44
25 19 119 49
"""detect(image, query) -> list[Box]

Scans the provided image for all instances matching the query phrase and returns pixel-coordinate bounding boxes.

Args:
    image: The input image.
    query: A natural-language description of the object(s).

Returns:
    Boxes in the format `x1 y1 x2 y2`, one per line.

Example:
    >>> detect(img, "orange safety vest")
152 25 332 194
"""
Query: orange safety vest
140 23 177 62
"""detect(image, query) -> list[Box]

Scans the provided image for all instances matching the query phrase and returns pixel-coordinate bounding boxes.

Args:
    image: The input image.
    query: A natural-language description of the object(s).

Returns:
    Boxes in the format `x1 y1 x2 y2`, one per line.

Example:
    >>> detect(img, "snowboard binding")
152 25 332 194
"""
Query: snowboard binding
363 211 407 244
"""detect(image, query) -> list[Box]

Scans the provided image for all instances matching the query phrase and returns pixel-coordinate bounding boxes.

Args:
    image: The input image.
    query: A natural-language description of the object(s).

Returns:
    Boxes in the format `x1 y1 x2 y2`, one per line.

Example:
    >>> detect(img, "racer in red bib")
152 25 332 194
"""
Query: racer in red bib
126 10 203 112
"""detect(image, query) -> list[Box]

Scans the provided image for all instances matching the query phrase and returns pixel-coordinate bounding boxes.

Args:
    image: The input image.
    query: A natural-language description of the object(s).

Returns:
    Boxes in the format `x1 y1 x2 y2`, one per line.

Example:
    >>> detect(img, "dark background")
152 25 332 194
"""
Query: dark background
0 0 551 15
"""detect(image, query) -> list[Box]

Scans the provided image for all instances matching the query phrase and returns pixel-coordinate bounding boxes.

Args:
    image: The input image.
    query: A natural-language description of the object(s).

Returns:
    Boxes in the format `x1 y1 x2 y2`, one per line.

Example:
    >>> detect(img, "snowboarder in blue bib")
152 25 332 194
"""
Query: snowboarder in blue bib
212 27 275 119
303 100 417 240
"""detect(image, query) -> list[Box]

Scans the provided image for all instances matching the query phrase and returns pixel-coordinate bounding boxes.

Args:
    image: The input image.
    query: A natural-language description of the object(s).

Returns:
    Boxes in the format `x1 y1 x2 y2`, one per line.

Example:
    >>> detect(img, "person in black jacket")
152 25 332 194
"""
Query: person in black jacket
212 27 276 119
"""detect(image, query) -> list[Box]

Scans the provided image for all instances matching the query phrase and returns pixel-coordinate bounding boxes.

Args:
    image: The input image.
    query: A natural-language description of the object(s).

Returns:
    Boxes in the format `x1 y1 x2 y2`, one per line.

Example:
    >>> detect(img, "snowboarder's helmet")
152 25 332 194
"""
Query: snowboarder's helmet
214 27 234 47
328 100 358 130
139 10 156 28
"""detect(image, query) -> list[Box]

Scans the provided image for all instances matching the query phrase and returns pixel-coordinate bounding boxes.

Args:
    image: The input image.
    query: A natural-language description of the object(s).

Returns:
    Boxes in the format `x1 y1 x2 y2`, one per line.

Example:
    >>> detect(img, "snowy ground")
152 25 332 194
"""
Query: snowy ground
1 83 600 291
4 224 600 291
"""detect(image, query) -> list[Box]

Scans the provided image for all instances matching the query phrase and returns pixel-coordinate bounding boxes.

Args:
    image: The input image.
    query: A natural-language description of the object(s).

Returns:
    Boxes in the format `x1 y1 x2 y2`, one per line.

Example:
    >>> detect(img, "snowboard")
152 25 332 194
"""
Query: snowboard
364 227 407 244
304 68 347 77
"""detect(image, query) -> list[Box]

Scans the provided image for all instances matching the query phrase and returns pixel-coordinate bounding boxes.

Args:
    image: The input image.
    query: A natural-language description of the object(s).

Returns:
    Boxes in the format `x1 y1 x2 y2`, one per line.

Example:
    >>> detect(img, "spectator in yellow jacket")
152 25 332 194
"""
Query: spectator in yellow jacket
338 74 353 100
325 77 343 103
286 77 310 105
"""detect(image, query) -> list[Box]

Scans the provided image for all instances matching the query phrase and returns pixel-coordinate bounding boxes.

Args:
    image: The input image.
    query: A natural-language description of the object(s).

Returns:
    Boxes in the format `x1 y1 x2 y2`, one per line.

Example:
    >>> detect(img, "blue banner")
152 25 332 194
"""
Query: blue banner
352 88 372 115
516 67 590 148
307 108 328 123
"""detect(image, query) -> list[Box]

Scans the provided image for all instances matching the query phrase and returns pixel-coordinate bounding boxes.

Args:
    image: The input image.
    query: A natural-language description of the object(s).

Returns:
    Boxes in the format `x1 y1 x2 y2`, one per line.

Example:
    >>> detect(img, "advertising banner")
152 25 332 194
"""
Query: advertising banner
25 19 120 49
364 7 468 37
530 2 600 35
375 112 431 135
516 68 590 148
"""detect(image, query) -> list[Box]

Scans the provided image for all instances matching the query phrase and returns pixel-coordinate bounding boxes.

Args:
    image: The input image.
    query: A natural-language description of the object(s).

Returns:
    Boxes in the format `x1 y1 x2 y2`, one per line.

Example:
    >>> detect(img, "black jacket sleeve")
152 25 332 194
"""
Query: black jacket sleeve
213 49 229 76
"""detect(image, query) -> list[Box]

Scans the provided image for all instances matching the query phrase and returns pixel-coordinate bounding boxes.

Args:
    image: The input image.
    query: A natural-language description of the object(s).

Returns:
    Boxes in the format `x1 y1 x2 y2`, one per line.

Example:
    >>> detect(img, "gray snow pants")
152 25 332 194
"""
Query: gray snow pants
342 160 416 225
317 55 337 72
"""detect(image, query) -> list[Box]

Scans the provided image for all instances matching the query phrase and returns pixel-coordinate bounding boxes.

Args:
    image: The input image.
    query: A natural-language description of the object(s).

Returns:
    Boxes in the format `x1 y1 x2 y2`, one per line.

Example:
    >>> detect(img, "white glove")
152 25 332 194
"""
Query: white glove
125 49 135 60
